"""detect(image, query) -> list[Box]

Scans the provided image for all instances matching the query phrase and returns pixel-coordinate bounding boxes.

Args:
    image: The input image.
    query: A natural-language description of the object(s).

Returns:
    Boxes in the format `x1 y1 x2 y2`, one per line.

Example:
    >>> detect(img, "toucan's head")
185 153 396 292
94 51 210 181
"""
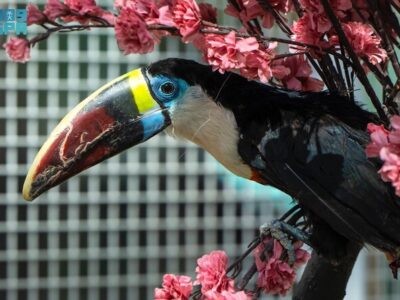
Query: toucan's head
22 58 252 201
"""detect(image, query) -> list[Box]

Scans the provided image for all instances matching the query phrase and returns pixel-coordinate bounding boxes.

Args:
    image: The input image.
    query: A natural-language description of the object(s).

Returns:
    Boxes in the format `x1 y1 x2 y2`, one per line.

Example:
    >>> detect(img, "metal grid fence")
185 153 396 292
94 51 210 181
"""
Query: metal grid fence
0 1 397 300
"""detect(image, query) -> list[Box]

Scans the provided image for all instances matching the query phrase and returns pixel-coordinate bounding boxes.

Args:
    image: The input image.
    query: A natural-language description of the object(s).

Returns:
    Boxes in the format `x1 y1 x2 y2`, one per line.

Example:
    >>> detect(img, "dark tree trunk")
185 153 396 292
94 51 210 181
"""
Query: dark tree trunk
292 242 362 300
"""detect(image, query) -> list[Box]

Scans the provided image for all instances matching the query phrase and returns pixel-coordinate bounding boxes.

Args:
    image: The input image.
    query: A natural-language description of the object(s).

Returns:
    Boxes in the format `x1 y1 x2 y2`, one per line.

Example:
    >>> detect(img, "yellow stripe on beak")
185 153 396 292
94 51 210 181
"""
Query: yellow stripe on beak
128 69 159 114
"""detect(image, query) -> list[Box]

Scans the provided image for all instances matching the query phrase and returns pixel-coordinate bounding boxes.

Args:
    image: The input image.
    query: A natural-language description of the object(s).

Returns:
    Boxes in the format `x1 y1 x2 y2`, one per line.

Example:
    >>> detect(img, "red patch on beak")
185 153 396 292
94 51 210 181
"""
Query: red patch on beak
35 106 116 178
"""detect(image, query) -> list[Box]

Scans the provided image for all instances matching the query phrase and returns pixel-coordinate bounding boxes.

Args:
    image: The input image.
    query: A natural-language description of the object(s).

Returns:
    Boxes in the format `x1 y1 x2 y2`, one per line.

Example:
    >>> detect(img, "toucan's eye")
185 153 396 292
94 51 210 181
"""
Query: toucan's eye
160 82 176 95
150 75 188 104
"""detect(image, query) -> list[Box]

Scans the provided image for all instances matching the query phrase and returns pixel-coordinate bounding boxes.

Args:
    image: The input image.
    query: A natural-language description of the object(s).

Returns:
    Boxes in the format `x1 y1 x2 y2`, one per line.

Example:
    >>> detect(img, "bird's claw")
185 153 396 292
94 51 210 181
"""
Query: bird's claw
260 220 296 266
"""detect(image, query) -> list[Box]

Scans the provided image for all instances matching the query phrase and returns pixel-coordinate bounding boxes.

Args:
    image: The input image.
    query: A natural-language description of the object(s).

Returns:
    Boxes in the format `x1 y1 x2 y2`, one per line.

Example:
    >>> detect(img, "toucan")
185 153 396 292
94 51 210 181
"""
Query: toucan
22 58 400 264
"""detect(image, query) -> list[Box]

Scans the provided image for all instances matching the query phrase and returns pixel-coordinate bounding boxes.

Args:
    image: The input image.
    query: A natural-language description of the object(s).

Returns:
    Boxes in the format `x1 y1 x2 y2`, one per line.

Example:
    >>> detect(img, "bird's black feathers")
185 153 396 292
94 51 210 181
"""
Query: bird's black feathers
148 58 378 131
149 58 400 257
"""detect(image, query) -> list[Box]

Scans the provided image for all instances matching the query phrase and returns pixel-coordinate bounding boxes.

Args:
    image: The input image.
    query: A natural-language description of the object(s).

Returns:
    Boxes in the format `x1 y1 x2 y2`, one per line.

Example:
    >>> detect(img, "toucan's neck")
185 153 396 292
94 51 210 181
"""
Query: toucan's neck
165 86 252 179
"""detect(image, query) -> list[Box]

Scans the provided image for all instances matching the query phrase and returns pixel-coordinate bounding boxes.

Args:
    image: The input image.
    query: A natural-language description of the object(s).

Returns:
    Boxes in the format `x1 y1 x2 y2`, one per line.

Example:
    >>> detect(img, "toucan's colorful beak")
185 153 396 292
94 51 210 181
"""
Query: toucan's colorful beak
23 68 170 201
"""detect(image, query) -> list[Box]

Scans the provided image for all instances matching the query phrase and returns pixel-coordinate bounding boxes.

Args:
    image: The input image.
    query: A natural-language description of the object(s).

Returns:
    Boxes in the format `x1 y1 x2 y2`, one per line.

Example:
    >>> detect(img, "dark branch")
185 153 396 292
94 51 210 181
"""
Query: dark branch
293 242 362 300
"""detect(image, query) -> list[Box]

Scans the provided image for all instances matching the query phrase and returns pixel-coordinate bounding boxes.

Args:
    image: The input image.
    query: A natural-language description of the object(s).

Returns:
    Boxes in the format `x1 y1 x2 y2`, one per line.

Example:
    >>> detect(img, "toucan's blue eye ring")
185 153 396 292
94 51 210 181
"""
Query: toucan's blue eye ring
149 75 188 105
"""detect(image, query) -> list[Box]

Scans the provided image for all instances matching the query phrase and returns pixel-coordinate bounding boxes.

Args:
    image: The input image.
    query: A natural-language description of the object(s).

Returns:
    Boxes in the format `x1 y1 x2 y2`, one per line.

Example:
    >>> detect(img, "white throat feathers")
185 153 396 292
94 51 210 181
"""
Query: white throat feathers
165 86 252 179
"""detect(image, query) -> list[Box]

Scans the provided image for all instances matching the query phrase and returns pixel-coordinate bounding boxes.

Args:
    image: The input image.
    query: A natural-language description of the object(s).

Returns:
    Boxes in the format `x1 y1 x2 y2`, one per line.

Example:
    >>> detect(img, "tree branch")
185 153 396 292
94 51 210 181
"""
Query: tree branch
293 242 362 300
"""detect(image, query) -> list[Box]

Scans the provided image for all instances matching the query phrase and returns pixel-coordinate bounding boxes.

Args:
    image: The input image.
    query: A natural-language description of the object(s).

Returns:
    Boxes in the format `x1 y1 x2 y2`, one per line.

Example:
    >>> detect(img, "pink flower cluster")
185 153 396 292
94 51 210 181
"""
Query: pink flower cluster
5 0 388 88
154 251 250 300
366 117 400 196
3 38 31 63
4 0 115 63
114 0 174 54
154 274 193 300
172 0 280 82
291 0 387 65
63 0 111 24
272 55 324 92
115 5 155 54
44 0 113 24
172 0 202 42
204 31 276 83
225 0 292 29
291 0 352 47
254 238 310 296
330 22 387 65
114 0 218 55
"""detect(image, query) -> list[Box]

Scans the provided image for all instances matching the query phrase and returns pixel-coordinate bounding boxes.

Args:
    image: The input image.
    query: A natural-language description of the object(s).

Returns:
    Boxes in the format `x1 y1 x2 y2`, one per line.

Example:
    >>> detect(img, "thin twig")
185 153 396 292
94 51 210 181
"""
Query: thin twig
320 0 389 123
272 51 308 61
226 237 261 275
363 60 394 88
237 263 258 290
340 42 354 101
279 205 301 221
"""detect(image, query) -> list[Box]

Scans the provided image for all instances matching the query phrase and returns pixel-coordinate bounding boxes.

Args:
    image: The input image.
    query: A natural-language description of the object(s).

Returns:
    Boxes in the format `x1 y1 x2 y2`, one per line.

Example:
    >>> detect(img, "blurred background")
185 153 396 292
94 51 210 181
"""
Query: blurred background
0 0 397 299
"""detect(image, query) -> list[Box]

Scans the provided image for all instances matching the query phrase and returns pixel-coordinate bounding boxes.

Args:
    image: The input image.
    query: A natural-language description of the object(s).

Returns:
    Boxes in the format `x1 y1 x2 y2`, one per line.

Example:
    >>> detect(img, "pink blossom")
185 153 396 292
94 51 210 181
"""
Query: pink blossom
389 116 400 144
114 0 174 37
196 250 235 294
204 31 275 82
114 0 160 23
366 117 400 197
158 5 175 26
299 0 324 14
268 0 293 13
272 55 324 91
204 290 251 300
224 0 252 25
379 148 400 195
299 0 352 18
390 116 400 130
64 0 97 14
27 3 47 25
292 241 311 268
365 123 390 157
204 31 246 72
204 31 259 71
330 22 387 65
263 258 296 295
349 0 370 21
379 148 400 182
291 15 324 46
3 38 31 63
199 3 218 24
62 0 113 24
173 0 202 42
114 6 155 54
154 274 193 300
99 11 116 25
149 5 176 41
254 239 310 295
307 11 332 34
44 0 70 21
114 0 130 10
240 48 274 83
225 0 292 29
294 0 352 41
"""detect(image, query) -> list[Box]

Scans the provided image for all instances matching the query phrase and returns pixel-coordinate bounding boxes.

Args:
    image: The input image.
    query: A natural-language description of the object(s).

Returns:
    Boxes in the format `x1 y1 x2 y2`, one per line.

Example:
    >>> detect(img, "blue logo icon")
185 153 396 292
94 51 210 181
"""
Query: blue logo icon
0 8 27 36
